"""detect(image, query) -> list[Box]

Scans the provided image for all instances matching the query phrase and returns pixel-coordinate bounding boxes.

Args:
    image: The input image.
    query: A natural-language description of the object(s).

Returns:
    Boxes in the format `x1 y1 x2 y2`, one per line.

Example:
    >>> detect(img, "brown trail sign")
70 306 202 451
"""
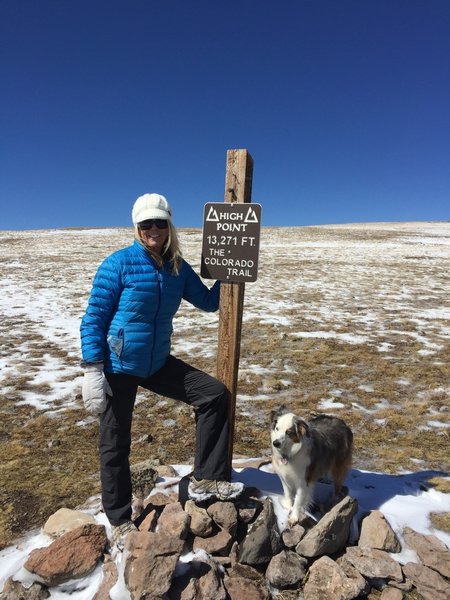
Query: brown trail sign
202 149 258 477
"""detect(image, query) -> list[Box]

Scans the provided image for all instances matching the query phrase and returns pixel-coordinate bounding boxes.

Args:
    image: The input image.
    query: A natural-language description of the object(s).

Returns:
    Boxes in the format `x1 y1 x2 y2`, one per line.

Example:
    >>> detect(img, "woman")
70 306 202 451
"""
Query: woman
80 193 243 546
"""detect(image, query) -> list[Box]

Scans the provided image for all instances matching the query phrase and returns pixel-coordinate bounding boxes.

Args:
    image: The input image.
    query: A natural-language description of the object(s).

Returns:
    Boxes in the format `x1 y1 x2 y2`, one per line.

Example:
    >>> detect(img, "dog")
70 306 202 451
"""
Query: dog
271 407 353 526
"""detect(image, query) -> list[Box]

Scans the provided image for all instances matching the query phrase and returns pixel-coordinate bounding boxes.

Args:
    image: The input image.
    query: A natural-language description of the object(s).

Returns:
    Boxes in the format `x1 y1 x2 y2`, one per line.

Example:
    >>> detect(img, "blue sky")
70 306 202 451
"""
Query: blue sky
1 0 449 230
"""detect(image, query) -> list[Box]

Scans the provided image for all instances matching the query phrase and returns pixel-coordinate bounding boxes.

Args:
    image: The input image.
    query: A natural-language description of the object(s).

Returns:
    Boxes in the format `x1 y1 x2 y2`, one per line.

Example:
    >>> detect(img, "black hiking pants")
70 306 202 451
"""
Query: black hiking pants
100 355 229 525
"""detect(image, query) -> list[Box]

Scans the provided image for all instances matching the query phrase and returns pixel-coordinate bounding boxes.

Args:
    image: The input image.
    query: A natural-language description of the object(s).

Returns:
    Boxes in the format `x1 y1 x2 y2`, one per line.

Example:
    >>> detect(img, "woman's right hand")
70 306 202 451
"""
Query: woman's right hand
82 363 112 414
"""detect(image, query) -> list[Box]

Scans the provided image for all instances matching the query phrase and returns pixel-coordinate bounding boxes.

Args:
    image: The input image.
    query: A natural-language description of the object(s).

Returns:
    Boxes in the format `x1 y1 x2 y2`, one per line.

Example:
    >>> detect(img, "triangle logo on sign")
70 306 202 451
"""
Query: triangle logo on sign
244 207 259 223
206 206 220 221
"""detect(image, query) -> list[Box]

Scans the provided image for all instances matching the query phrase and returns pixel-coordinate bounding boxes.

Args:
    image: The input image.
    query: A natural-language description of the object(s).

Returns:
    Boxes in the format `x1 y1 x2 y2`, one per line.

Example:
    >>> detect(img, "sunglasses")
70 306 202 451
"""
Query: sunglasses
139 219 169 230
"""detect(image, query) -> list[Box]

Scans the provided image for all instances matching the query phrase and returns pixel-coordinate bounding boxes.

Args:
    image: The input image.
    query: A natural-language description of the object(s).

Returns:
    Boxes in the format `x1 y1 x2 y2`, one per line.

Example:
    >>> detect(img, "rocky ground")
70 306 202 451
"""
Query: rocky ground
1 459 449 599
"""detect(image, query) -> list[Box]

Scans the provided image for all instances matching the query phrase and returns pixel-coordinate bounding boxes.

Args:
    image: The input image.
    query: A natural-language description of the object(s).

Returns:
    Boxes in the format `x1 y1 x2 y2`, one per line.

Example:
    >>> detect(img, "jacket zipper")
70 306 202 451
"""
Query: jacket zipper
148 268 162 376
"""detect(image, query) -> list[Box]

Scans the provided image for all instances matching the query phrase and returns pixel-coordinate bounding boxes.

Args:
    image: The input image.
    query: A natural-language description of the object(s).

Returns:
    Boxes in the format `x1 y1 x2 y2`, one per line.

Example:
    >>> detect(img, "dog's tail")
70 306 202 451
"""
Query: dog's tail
331 430 353 496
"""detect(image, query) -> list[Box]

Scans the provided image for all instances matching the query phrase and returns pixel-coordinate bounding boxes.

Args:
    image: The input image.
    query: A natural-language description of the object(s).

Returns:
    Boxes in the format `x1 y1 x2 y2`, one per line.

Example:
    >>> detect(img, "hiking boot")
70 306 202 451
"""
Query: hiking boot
111 520 137 550
188 477 244 502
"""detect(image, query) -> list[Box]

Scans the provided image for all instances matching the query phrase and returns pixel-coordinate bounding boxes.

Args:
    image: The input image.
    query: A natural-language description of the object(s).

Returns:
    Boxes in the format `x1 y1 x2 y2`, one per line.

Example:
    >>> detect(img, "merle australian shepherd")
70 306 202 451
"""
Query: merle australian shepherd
271 406 353 526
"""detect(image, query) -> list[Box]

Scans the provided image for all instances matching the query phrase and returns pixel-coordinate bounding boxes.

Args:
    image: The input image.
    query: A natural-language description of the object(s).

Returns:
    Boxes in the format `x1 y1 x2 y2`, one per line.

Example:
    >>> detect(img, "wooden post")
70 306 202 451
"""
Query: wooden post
217 149 254 478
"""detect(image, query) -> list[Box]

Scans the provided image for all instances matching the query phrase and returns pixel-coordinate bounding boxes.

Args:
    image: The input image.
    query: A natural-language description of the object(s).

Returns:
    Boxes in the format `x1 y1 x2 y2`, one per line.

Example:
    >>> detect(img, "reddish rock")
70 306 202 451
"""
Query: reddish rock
137 507 158 532
124 530 184 600
157 501 191 539
207 501 238 535
144 491 177 509
224 575 270 599
227 563 265 581
24 524 107 586
185 500 214 537
193 528 234 556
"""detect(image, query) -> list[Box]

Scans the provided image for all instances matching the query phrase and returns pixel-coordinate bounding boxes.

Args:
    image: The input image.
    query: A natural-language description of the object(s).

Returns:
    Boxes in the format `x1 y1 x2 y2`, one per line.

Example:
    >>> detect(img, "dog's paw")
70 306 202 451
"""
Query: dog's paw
288 513 299 527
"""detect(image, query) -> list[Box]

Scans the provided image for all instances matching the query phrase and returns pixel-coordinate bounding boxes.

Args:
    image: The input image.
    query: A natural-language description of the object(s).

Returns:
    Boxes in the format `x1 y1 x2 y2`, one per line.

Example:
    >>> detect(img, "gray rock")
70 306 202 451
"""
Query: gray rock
265 550 307 589
281 523 306 549
0 579 49 600
236 496 263 525
155 464 179 478
42 508 96 538
359 510 401 553
296 496 358 558
304 555 369 600
130 460 158 500
237 505 259 524
379 587 404 600
403 561 450 600
297 512 319 529
47 439 61 448
336 554 372 593
344 546 404 584
75 494 103 515
130 461 158 519
403 526 450 579
238 498 283 566
178 555 227 600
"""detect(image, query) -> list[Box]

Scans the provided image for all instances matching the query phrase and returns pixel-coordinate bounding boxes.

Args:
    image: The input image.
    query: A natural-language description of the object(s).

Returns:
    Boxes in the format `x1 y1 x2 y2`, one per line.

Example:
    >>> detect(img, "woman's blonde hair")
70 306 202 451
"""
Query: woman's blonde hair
135 221 183 275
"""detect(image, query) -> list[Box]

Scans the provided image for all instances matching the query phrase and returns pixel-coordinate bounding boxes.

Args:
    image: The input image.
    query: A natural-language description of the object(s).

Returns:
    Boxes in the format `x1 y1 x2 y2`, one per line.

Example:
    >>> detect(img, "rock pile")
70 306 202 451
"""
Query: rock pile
1 462 449 600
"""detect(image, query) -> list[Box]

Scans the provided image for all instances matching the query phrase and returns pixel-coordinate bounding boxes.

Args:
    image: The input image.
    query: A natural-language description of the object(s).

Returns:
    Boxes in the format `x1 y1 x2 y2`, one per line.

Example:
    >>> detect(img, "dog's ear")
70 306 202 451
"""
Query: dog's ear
294 417 309 438
270 409 279 428
270 405 288 428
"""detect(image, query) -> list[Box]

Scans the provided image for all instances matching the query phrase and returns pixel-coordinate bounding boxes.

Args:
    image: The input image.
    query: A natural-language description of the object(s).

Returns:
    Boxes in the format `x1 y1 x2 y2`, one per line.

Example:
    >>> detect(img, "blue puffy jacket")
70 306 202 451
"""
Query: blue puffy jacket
80 240 220 377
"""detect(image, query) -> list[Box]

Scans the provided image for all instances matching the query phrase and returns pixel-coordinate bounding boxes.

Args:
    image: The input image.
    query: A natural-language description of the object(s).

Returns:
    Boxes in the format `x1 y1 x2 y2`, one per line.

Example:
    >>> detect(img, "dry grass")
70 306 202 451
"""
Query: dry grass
430 512 450 533
0 403 100 547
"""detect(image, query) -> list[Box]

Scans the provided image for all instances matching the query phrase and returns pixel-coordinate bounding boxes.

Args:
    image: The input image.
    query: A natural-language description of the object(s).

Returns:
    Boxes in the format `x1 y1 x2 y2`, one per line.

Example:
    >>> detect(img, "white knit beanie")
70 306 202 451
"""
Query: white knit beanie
132 193 172 225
